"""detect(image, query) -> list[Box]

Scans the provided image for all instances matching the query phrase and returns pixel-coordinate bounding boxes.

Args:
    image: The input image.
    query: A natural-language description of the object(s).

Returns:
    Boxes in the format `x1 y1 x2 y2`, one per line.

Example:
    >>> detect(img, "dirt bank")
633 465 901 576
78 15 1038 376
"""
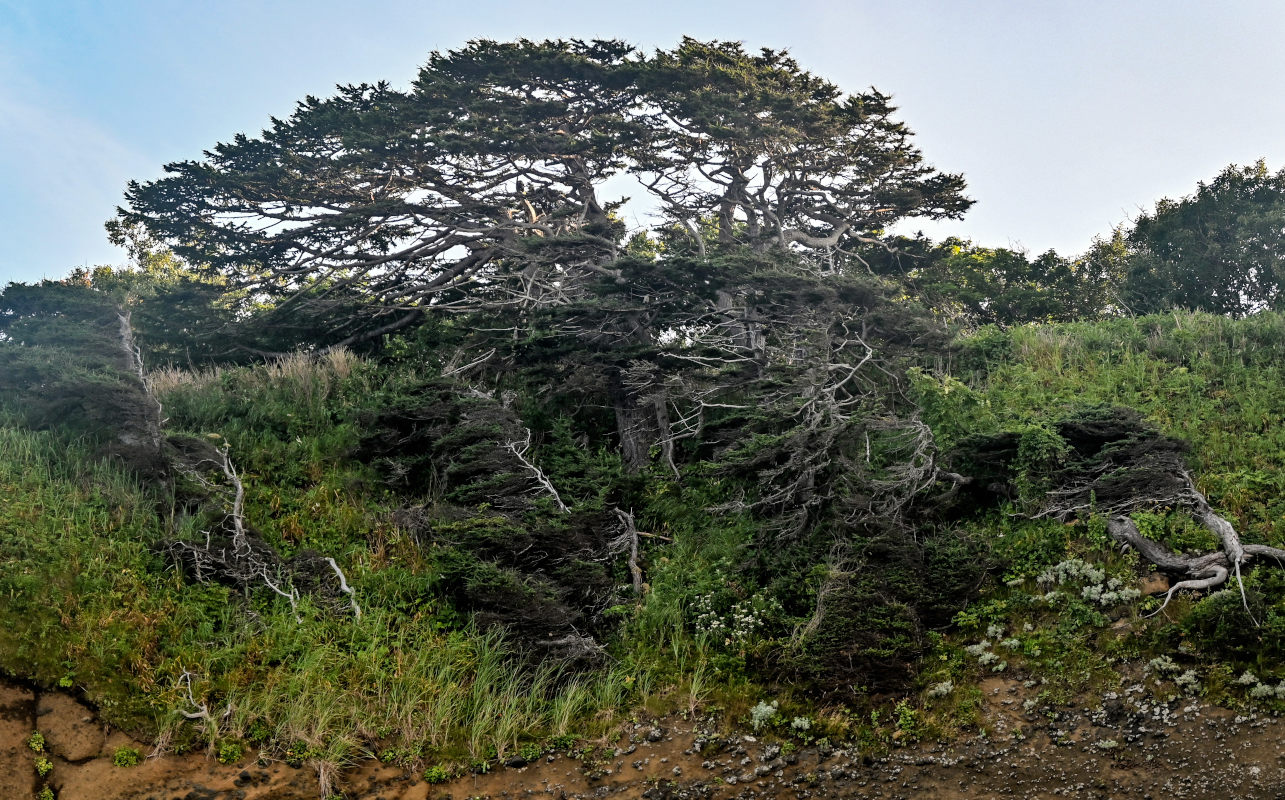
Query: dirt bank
3 678 1284 799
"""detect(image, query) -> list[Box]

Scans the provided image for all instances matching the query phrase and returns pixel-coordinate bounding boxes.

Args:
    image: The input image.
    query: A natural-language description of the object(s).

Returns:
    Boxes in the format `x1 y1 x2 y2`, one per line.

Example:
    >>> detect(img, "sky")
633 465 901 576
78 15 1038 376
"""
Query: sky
2 0 1284 284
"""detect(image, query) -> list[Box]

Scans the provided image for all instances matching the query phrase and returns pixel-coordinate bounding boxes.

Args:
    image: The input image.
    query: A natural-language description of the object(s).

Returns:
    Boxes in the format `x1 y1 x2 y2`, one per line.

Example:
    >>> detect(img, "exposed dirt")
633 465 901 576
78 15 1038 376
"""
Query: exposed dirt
4 678 1285 799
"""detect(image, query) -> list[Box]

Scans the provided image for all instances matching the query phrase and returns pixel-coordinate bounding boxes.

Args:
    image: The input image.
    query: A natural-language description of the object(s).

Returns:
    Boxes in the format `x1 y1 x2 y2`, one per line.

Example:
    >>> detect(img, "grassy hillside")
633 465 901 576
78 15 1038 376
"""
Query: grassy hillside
4 308 1285 785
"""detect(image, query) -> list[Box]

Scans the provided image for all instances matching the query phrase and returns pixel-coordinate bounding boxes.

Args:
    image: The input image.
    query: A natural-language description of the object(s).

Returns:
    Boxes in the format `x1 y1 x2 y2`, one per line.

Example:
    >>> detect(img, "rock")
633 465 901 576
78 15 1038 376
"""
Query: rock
646 727 665 742
1140 573 1170 595
37 693 104 762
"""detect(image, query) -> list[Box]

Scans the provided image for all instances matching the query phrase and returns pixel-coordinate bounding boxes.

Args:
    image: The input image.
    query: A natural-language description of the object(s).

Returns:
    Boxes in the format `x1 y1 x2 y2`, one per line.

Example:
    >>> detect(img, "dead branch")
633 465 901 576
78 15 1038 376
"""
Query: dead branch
505 427 570 513
611 508 644 595
325 557 362 619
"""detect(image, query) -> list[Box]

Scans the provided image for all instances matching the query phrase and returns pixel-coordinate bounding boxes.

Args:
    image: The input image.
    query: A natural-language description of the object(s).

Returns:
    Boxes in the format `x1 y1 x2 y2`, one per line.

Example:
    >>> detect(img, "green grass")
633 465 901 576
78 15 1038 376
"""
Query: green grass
8 311 1285 782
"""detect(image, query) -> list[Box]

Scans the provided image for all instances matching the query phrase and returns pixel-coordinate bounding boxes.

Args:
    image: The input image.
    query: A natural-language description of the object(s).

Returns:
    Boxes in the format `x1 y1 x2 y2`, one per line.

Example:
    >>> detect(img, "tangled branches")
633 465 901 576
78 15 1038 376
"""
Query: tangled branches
165 439 359 621
957 406 1285 617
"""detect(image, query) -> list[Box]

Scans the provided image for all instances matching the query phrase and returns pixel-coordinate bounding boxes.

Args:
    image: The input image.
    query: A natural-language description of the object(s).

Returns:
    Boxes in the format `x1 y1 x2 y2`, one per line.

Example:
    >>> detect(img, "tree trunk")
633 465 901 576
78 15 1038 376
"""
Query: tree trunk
614 386 654 472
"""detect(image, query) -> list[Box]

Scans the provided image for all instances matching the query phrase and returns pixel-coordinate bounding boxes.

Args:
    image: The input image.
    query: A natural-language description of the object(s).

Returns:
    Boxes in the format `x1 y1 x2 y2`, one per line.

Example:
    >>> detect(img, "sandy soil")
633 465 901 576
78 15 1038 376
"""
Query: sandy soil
4 677 1284 799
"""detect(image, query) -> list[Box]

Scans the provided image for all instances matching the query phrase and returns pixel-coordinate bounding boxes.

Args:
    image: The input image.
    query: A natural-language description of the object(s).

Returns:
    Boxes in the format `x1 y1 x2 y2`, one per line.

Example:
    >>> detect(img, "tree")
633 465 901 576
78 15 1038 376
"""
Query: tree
116 37 972 470
114 38 984 691
116 38 969 327
902 239 1113 324
0 279 166 478
1121 160 1285 317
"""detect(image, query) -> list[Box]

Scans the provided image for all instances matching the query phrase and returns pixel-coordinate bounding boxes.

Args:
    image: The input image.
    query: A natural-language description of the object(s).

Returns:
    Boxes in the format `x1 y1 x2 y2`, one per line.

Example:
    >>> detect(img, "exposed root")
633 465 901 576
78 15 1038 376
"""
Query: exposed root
1147 565 1228 618
1108 510 1271 622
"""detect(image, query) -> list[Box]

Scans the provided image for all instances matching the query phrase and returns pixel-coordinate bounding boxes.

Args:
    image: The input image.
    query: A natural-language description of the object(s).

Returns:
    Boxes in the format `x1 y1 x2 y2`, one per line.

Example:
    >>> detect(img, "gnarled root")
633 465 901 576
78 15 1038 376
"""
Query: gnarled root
1107 511 1278 619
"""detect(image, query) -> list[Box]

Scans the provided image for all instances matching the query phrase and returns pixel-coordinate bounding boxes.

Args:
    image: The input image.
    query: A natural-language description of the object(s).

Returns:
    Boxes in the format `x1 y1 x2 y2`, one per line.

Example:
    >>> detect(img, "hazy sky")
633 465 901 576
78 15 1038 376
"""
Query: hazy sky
2 0 1284 284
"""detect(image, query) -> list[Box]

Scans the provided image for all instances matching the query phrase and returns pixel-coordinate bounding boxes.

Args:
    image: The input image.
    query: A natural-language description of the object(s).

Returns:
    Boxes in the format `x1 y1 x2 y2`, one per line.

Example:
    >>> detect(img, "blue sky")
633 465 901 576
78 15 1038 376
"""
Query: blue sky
2 0 1284 284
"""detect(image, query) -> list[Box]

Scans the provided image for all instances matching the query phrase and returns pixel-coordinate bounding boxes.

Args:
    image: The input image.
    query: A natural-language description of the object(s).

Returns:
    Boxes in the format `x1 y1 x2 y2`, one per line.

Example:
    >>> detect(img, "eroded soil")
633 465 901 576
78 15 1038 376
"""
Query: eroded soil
4 678 1285 799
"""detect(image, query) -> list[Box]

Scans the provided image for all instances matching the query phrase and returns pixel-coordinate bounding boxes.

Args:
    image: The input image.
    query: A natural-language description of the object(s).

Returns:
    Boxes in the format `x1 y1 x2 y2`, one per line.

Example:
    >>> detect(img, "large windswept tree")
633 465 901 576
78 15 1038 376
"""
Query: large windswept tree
117 38 970 338
118 37 973 475
113 39 981 691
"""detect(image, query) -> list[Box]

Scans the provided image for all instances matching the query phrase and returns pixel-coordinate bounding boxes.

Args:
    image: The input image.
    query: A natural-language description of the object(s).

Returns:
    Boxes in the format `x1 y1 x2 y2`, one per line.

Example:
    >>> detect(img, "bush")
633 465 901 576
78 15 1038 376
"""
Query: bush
217 740 243 764
112 746 142 767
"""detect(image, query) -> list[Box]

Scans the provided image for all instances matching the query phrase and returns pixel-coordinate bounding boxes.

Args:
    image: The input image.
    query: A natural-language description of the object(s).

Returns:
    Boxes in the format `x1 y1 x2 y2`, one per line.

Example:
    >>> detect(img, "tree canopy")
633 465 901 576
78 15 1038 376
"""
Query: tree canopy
1120 160 1285 316
116 37 971 337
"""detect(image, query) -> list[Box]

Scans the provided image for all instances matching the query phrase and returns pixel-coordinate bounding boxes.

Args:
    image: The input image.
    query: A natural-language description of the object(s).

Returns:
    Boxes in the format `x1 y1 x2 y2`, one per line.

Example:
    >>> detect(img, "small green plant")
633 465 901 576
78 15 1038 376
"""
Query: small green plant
548 734 576 751
35 756 53 777
244 719 271 744
27 731 45 753
112 746 142 767
38 787 55 800
893 699 922 742
518 742 542 762
217 740 243 765
424 764 451 784
284 741 316 768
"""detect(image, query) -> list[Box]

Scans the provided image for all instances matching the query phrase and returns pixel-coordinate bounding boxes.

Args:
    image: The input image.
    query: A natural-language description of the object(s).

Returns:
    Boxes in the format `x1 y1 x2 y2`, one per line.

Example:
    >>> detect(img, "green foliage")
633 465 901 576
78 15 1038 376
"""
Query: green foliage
1121 160 1285 317
905 239 1112 324
27 731 45 753
423 764 451 784
216 740 244 764
34 755 53 777
12 50 1285 777
112 746 142 767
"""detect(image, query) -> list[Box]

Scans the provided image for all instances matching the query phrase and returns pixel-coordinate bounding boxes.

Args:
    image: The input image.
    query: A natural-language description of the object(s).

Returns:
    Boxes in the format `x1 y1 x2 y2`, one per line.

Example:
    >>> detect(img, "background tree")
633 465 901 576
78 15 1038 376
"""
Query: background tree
1121 160 1285 316
901 239 1113 324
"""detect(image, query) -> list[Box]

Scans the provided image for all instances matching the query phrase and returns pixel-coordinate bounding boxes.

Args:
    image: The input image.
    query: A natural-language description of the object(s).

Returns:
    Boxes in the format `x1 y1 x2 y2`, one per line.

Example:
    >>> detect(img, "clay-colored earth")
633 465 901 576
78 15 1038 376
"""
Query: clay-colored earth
4 678 1284 799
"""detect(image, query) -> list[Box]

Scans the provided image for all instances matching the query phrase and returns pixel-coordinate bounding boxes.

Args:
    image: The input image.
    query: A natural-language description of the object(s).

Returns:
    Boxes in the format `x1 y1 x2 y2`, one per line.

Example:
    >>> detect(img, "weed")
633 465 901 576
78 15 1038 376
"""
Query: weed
749 700 779 731
34 756 53 777
217 740 244 765
112 747 142 767
424 764 451 784
518 742 542 762
547 734 576 751
27 731 45 753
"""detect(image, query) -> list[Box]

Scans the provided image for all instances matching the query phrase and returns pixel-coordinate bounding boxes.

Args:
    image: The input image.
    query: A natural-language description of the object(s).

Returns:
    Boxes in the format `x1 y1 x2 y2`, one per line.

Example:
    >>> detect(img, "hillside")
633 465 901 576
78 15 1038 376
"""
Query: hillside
4 301 1285 797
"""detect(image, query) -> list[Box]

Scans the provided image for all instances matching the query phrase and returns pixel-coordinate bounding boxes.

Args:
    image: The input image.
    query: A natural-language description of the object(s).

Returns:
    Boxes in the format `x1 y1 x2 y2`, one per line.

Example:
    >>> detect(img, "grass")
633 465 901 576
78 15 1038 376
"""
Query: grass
0 354 646 779
8 311 1285 786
